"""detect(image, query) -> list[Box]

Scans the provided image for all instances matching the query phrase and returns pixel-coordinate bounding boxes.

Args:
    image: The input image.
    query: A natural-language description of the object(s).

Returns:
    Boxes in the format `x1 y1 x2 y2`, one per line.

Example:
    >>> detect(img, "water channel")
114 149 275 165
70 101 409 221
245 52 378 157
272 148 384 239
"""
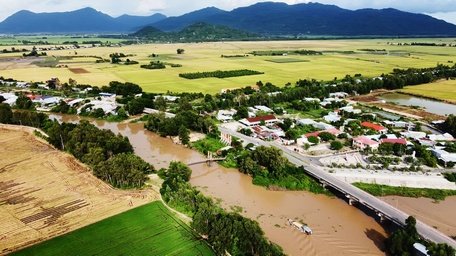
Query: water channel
379 93 456 116
48 114 456 255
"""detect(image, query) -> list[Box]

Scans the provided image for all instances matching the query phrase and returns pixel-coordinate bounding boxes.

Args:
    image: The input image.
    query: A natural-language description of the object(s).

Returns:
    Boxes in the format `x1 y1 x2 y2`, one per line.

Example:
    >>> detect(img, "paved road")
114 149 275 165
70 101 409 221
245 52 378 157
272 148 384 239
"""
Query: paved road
219 126 456 248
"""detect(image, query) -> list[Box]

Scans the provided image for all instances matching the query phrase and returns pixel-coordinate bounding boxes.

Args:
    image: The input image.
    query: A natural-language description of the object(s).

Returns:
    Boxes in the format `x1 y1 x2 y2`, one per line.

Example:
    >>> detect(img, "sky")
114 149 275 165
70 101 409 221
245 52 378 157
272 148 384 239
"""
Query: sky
0 0 456 24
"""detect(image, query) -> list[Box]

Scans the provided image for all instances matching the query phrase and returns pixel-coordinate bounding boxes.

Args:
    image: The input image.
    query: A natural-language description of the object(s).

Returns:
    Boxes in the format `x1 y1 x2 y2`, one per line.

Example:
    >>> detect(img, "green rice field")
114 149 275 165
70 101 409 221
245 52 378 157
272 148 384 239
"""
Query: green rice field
12 201 215 256
1 37 456 93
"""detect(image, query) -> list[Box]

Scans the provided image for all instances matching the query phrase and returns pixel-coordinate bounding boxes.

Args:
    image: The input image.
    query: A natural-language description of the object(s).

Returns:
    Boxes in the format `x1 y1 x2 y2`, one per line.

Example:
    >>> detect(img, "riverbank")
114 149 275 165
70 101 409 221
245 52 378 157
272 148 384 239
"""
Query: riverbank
48 113 388 255
399 79 456 105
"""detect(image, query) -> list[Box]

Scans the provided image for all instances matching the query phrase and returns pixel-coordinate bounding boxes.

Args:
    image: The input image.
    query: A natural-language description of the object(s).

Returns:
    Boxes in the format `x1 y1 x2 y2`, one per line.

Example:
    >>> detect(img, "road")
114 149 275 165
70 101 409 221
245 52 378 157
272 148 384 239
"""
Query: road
219 126 456 248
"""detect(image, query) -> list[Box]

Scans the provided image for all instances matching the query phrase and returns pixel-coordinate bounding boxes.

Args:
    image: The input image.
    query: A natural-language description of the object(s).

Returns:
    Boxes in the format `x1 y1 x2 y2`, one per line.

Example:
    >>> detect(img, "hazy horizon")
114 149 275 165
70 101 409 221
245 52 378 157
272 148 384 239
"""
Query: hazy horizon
0 0 455 25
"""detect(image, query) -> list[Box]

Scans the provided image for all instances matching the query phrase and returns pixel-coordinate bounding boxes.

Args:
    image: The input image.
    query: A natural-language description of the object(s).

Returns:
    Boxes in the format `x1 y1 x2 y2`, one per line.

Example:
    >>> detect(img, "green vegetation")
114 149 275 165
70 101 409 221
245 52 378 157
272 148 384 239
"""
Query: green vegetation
179 69 264 79
442 115 456 137
159 161 284 256
141 60 166 69
192 136 226 155
133 22 257 42
266 58 310 63
250 49 323 56
353 182 456 200
444 172 456 183
237 146 327 192
385 216 455 256
12 201 215 256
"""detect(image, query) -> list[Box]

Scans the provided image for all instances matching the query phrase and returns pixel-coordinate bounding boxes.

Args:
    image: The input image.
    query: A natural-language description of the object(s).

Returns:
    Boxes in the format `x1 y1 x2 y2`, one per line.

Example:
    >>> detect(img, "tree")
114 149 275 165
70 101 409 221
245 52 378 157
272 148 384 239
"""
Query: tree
155 96 167 112
385 216 419 256
0 95 5 103
330 141 343 151
285 129 299 141
126 99 145 115
177 48 185 54
15 95 33 109
427 243 456 256
179 125 190 146
93 153 152 188
235 106 249 119
0 103 13 124
308 136 319 144
318 132 336 142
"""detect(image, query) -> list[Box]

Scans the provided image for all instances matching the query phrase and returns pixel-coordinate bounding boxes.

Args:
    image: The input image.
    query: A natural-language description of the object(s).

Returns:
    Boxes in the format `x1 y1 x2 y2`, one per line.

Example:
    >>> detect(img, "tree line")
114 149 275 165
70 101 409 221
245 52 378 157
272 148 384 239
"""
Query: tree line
179 69 264 79
159 161 284 256
0 104 153 189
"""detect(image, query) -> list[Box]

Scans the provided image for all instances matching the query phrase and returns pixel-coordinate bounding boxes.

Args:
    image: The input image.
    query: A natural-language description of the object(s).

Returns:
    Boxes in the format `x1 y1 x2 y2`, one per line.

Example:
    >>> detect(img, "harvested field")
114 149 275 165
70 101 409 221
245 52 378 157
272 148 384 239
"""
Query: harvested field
68 67 89 74
0 128 158 255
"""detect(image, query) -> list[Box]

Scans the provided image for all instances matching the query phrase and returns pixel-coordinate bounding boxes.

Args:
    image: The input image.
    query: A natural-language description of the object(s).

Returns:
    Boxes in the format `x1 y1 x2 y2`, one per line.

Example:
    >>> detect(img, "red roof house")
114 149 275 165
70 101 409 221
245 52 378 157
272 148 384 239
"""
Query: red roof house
353 136 379 149
380 138 407 145
361 122 387 133
240 115 278 127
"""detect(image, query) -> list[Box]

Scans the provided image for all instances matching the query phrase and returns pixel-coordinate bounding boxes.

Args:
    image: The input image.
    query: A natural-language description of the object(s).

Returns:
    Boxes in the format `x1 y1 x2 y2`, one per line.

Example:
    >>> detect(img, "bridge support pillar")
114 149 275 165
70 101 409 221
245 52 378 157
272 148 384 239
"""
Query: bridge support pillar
377 212 386 223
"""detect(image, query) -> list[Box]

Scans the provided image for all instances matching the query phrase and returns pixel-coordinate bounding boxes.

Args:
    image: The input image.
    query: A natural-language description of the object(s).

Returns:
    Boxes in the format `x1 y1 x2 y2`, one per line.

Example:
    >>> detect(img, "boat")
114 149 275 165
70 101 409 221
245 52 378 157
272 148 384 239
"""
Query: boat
288 219 312 235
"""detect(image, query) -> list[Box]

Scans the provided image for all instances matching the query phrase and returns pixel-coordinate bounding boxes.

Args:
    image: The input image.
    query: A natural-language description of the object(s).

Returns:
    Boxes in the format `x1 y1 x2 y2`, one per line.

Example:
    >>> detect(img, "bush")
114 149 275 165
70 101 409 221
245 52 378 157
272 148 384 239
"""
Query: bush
330 141 343 150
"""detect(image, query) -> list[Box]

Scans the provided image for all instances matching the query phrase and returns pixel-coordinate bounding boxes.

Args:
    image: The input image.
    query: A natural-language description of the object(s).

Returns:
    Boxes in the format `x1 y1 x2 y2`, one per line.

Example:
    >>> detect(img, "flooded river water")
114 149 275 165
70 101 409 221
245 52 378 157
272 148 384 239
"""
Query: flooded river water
50 114 391 255
379 93 456 116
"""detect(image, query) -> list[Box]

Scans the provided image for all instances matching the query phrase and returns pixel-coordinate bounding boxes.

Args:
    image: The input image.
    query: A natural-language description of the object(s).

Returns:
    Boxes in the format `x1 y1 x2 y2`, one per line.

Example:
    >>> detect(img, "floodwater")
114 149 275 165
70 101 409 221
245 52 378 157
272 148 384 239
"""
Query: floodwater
382 196 456 238
379 93 456 116
49 114 387 255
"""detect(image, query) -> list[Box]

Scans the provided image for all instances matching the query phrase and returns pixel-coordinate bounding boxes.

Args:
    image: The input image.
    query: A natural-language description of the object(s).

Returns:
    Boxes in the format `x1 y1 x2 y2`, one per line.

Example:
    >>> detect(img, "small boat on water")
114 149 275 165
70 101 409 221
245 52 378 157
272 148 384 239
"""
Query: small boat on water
288 219 312 235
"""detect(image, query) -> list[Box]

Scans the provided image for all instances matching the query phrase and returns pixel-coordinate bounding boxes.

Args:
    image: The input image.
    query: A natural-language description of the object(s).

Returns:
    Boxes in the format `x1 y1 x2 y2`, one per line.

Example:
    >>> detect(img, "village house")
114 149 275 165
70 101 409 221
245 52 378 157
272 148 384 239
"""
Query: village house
216 109 236 122
401 131 427 140
239 115 279 127
339 105 362 114
323 112 342 123
353 136 380 150
430 148 456 166
0 92 18 106
329 92 349 98
383 120 414 129
361 121 388 134
379 138 408 145
305 128 342 138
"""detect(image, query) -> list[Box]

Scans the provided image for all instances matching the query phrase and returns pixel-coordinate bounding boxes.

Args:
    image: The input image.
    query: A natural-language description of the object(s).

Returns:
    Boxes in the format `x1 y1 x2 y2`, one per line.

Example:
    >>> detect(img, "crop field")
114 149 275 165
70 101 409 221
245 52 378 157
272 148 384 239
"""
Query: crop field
0 127 158 254
0 38 456 93
13 201 214 256
400 79 456 103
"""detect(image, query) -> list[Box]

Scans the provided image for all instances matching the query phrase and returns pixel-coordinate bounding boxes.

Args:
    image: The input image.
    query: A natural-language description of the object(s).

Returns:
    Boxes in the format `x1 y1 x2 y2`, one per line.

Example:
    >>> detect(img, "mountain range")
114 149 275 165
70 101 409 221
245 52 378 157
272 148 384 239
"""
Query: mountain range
1 2 456 36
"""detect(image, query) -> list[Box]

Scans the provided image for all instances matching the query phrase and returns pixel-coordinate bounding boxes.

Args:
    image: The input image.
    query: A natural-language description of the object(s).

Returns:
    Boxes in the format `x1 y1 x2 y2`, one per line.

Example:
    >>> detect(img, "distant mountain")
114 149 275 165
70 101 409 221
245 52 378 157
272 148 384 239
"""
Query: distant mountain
0 7 166 33
150 7 227 32
151 2 456 36
133 22 257 42
1 3 456 36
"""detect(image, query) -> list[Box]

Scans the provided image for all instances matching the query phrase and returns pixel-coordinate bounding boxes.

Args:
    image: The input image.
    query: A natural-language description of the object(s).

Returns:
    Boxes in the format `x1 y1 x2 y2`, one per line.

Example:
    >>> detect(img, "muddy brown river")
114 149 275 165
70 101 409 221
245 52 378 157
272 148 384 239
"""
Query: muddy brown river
48 114 456 255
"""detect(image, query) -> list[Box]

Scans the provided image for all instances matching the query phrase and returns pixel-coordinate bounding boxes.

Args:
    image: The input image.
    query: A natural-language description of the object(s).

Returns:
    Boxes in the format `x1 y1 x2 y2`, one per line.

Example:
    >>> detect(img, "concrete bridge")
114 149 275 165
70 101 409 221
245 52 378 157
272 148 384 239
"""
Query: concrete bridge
187 152 226 167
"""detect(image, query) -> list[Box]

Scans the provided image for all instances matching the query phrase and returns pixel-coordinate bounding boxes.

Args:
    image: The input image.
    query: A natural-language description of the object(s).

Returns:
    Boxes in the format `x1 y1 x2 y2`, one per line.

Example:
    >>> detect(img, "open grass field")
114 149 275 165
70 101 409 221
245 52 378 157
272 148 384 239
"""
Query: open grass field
0 126 158 255
0 38 456 93
400 79 456 103
12 201 214 256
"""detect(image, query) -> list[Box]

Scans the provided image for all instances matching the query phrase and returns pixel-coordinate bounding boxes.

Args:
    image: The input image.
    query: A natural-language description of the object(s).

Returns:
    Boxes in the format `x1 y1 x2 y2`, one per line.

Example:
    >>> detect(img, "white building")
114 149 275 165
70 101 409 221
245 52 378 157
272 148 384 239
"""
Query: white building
401 131 427 140
323 112 341 123
297 119 317 126
0 93 18 106
430 148 456 165
339 106 362 114
428 133 454 142
254 105 274 113
329 92 349 98
216 109 236 122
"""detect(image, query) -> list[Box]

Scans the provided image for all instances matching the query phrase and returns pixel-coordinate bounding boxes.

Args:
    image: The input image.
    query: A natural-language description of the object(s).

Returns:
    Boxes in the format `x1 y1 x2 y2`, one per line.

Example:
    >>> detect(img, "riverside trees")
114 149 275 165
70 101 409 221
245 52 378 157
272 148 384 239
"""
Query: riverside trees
159 161 284 256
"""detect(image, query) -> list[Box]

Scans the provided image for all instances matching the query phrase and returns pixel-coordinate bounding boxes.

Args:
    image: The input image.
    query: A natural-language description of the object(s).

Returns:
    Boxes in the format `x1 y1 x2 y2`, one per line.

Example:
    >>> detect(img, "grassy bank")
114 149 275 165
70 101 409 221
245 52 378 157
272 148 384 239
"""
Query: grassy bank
353 182 456 200
13 201 214 256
